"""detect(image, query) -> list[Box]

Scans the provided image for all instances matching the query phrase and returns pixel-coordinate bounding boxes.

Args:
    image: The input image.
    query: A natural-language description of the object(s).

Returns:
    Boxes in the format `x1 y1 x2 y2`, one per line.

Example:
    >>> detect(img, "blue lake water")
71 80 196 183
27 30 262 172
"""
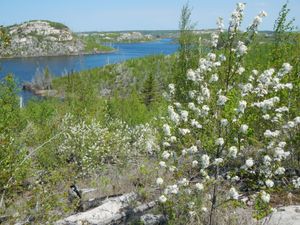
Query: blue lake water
0 38 178 102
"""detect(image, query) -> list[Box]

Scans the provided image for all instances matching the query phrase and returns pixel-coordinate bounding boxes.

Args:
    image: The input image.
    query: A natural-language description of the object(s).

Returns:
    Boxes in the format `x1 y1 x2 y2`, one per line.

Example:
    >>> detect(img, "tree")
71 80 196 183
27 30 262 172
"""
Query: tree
0 75 28 209
272 2 297 67
174 2 199 101
141 72 158 109
0 26 10 49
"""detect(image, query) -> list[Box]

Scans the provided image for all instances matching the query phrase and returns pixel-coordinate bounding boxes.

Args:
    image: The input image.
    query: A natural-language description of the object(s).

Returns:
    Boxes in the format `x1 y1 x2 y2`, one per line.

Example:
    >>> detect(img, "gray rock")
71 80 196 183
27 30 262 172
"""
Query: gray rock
0 20 84 58
263 205 300 225
56 192 137 225
140 214 166 225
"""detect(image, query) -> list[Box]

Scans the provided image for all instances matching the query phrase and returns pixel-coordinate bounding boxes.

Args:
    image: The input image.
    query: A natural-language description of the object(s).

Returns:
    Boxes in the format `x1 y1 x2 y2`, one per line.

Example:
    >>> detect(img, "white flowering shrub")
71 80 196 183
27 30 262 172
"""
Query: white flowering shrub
156 3 300 223
58 113 159 176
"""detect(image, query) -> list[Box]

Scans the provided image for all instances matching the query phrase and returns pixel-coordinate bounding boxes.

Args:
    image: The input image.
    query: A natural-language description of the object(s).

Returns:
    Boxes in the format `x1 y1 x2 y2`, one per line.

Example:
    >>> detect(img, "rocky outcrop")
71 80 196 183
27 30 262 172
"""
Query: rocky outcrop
116 32 153 42
57 191 163 225
263 205 300 225
56 192 138 225
0 20 84 58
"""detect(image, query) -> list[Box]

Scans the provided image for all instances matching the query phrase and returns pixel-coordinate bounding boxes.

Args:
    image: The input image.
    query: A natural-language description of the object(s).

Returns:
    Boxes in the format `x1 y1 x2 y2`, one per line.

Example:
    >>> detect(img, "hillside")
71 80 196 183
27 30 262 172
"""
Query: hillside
0 20 114 58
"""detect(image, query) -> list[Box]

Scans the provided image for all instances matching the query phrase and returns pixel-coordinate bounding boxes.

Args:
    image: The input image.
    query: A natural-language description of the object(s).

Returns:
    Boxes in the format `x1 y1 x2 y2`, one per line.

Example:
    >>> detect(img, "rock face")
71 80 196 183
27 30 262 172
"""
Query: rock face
56 191 162 225
263 205 300 225
0 20 84 57
56 192 137 225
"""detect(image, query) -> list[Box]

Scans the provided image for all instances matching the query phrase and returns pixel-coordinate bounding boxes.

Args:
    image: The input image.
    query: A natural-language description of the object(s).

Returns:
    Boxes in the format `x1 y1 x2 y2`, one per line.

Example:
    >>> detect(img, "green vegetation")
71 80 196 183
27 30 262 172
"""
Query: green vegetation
0 2 300 225
30 20 68 30
81 35 115 52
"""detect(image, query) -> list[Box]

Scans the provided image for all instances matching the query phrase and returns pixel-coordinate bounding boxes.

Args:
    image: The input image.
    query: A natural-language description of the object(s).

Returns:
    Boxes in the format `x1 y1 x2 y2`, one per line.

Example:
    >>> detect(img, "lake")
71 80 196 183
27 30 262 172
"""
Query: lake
0 38 178 102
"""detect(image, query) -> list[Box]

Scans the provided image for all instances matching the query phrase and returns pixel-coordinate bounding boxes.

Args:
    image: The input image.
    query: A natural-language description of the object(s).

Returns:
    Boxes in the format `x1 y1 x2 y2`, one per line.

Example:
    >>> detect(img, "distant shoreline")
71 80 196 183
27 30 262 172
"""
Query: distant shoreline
0 49 118 60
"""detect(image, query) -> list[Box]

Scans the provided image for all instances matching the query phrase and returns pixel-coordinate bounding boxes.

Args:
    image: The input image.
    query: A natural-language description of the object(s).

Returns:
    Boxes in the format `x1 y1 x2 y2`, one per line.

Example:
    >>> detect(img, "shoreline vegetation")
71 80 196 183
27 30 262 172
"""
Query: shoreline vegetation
0 48 117 59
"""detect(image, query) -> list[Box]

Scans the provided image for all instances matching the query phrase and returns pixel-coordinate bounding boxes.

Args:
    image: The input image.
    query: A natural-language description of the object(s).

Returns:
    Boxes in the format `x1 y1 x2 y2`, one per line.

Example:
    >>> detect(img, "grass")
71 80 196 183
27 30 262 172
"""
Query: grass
81 36 115 52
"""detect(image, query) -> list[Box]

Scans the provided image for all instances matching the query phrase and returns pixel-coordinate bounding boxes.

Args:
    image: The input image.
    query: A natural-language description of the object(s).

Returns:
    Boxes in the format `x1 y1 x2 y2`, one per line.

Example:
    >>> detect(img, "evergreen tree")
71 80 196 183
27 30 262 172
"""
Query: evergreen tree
141 72 158 109
174 3 199 101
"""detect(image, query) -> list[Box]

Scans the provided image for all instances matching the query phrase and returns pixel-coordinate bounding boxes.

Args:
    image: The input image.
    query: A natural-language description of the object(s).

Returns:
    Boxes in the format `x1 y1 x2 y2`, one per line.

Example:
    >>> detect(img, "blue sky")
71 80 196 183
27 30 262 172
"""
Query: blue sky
1 0 299 31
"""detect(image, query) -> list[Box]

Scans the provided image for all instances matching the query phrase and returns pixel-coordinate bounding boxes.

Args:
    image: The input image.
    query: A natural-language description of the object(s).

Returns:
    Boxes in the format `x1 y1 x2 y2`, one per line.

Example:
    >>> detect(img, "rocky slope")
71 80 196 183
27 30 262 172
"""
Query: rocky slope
0 20 85 58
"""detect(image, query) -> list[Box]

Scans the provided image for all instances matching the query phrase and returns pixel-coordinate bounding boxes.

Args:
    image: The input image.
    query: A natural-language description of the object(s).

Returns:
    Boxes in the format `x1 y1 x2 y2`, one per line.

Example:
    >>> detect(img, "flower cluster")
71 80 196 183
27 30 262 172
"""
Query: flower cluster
59 114 158 175
155 3 299 219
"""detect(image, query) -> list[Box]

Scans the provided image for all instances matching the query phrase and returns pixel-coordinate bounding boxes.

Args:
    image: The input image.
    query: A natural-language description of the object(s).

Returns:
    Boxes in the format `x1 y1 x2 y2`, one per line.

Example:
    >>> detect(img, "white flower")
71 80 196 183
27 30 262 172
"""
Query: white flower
265 179 274 188
274 147 290 160
260 10 267 17
231 176 240 182
282 63 293 73
219 54 226 61
237 67 245 75
229 146 238 158
208 53 216 61
236 41 247 56
216 138 224 146
253 97 280 111
159 195 167 203
245 158 254 168
274 167 285 175
195 183 204 191
278 142 286 148
240 124 248 134
170 136 177 143
229 187 239 200
179 178 189 186
263 155 272 166
174 102 181 109
221 119 229 127
201 154 210 169
275 106 289 113
293 177 300 188
169 166 176 172
202 105 210 112
214 158 224 165
162 151 170 160
294 117 300 124
209 74 219 83
201 207 208 212
164 184 179 195
179 128 190 136
192 160 199 168
217 17 224 31
264 130 280 138
261 191 270 203
156 177 164 186
163 142 170 147
191 119 202 129
238 100 247 113
168 106 180 124
168 84 175 95
217 95 228 106
262 114 270 120
180 110 189 122
188 102 196 110
159 161 167 167
188 145 198 153
189 90 196 99
187 69 196 81
189 211 196 217
163 124 171 136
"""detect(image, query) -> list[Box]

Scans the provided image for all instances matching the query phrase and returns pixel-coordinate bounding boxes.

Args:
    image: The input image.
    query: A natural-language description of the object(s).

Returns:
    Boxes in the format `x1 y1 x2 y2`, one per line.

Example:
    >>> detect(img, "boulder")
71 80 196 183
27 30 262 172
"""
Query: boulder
56 192 137 225
140 214 166 225
263 205 300 225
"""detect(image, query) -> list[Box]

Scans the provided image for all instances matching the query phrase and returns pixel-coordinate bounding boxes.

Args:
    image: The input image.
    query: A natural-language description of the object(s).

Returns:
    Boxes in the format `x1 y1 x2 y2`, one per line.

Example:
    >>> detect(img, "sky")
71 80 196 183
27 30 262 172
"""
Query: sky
0 0 299 32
